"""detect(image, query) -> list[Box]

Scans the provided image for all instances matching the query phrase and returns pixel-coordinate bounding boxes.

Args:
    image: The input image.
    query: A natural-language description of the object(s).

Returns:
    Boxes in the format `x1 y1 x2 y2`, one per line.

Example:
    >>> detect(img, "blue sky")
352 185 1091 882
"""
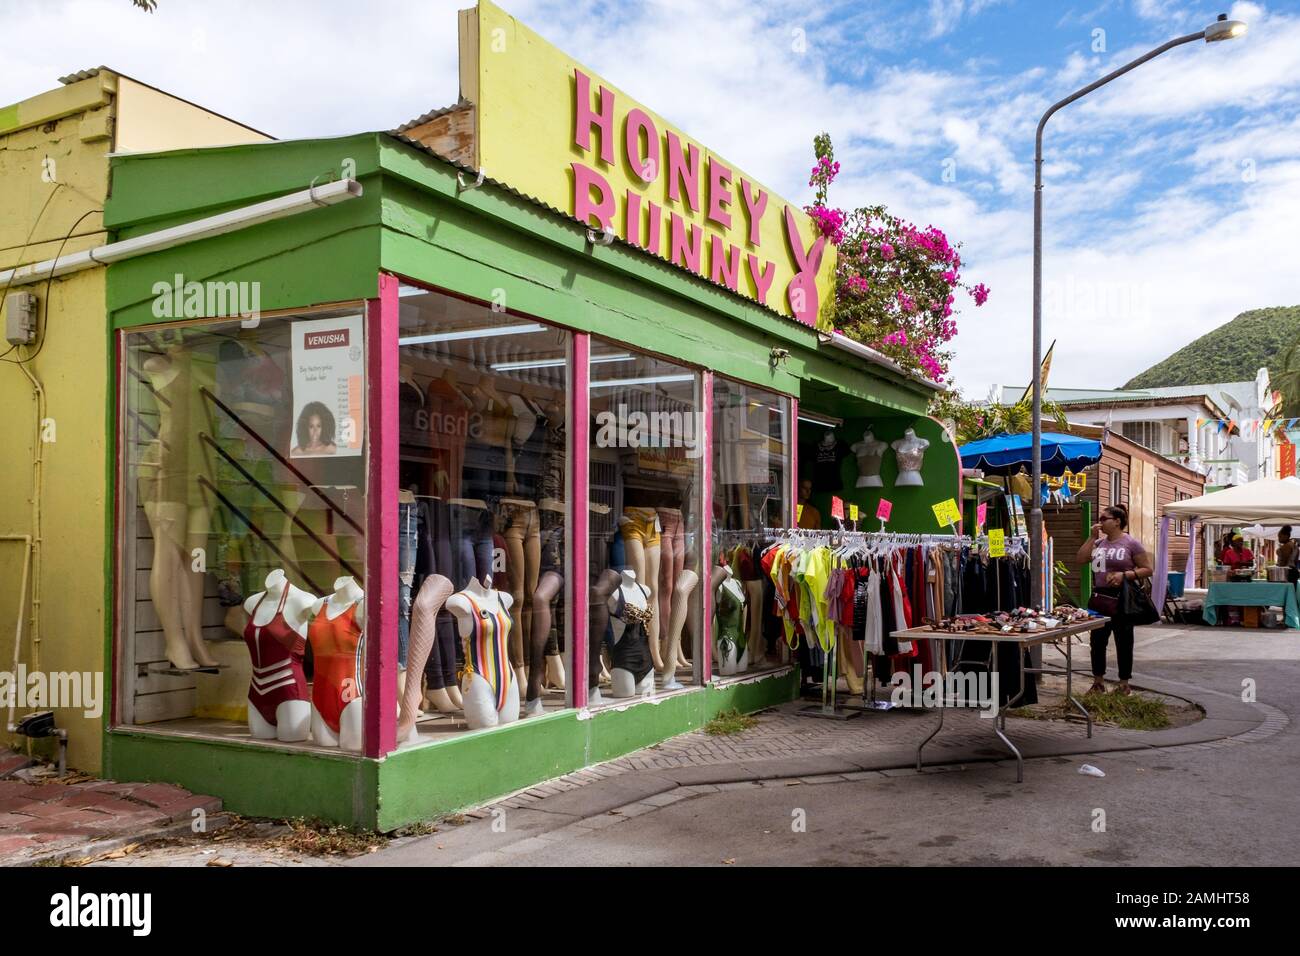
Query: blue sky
6 0 1299 397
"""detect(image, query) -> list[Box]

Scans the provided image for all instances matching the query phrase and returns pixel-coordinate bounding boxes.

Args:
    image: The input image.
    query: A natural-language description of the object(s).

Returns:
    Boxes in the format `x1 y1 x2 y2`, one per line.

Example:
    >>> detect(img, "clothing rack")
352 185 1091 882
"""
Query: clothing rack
714 526 1031 717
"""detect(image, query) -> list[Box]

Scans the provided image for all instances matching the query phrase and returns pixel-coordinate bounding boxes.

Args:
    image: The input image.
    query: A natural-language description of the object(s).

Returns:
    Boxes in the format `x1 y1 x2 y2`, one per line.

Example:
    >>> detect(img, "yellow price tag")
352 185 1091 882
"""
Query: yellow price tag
849 503 860 522
989 528 1006 557
797 504 804 522
932 499 960 527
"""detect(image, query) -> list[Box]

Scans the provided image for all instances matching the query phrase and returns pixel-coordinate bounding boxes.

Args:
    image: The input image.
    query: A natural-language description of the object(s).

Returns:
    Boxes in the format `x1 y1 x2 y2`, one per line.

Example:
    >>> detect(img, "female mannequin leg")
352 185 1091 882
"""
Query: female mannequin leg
620 538 665 672
588 569 621 704
526 570 563 715
400 574 455 739
660 569 698 689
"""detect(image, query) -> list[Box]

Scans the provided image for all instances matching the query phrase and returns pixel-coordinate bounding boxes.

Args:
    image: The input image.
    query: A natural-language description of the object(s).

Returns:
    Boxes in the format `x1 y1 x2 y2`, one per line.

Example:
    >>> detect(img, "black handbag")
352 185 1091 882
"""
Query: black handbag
1120 577 1160 625
1087 588 1120 617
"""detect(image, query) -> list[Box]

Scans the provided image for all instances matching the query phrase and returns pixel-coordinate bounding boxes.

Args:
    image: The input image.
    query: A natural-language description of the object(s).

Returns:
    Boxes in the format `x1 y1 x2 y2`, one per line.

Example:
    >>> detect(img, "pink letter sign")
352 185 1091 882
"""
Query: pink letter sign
876 499 893 521
831 496 845 520
977 502 988 528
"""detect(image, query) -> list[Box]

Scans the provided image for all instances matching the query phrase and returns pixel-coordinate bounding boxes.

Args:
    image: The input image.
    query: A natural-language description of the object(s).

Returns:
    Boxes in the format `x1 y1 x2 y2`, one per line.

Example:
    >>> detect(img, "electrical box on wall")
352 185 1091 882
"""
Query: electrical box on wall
4 292 39 346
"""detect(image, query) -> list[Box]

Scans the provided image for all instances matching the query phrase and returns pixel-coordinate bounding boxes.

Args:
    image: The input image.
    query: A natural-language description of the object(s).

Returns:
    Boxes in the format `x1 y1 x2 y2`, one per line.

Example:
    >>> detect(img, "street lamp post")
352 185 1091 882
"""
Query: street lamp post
1029 14 1247 606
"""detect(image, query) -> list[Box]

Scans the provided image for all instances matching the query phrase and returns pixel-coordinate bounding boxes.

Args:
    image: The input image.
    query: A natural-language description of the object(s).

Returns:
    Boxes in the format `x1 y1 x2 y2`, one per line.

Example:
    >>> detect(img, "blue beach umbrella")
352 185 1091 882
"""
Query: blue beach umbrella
958 432 1102 478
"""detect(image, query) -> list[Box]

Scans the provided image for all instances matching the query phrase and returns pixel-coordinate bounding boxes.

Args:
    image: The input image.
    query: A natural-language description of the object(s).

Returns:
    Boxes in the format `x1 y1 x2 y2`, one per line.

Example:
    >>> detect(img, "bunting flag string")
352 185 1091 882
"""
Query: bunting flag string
1193 417 1299 434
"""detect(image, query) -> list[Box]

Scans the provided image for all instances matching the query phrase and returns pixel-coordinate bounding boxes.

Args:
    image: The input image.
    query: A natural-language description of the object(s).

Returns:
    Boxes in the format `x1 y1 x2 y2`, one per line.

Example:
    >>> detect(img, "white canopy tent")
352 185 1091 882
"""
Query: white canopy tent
1162 478 1300 525
1155 478 1300 613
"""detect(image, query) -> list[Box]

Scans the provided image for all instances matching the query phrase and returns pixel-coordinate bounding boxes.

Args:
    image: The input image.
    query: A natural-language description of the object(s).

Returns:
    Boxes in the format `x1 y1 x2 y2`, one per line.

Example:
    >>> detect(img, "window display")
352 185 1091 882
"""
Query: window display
398 289 571 726
588 342 702 701
119 311 368 735
711 378 791 675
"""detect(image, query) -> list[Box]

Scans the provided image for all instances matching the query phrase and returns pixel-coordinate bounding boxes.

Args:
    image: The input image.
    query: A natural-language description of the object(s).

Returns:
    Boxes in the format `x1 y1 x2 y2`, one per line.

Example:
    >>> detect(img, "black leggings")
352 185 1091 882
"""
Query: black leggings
1090 617 1135 681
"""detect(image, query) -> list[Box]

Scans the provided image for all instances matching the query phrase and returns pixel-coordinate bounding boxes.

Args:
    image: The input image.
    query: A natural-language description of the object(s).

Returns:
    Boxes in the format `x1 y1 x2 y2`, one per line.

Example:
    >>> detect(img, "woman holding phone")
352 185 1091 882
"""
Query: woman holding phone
1076 504 1153 695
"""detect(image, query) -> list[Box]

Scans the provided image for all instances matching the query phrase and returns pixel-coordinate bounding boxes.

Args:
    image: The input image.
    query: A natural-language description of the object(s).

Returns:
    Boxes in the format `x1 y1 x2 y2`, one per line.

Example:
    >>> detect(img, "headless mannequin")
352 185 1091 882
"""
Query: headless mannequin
525 570 562 716
892 428 930 486
241 570 314 741
712 567 749 676
539 498 567 692
447 577 520 729
607 570 656 699
400 573 456 738
309 577 365 752
500 497 538 700
851 430 887 488
587 569 622 705
619 512 664 672
660 569 698 689
139 349 217 670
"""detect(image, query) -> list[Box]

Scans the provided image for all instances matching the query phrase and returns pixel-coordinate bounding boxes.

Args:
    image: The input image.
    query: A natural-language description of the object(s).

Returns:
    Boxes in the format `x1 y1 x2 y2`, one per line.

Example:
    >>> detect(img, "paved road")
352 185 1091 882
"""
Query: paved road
362 624 1299 867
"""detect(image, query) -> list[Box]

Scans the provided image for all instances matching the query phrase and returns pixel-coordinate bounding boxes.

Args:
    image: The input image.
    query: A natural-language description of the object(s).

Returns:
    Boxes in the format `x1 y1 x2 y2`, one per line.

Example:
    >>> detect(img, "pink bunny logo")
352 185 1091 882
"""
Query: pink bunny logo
783 205 825 327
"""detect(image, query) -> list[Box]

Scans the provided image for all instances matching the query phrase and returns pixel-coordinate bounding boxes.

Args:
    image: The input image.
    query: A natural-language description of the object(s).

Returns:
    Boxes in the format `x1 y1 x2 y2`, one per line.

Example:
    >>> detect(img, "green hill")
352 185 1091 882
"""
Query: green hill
1124 306 1300 389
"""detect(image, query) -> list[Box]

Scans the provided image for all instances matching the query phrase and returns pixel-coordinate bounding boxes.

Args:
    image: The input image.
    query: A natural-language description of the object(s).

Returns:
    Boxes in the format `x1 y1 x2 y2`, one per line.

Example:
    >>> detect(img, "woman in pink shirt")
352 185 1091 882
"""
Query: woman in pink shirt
1076 505 1153 696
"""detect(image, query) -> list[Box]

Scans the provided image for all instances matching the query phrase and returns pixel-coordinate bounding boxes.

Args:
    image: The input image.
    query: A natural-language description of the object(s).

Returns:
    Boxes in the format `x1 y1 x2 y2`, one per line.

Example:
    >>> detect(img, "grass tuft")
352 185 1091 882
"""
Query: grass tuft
703 709 759 736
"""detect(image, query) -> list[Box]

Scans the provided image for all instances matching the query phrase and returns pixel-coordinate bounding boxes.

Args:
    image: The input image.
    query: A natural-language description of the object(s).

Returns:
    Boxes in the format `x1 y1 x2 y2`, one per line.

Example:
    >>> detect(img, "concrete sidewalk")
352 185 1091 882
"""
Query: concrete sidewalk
355 657 1283 867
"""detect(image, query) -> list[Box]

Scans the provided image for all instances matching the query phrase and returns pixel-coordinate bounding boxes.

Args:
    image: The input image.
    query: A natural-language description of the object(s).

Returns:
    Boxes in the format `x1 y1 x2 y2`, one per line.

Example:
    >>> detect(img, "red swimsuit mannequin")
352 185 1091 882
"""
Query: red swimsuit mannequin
241 569 315 742
308 576 366 752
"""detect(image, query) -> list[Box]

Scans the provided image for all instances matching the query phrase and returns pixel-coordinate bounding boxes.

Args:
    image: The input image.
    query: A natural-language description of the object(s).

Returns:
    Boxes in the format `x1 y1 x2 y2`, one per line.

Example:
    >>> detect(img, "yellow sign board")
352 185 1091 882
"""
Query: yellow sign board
849 503 860 522
988 528 1006 557
461 1 837 327
932 499 961 527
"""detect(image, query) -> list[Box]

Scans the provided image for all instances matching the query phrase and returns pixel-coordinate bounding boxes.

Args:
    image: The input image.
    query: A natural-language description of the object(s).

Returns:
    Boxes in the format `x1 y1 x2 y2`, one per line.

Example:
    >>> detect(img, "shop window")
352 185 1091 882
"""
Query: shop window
588 341 702 703
1110 468 1123 507
397 289 572 735
711 377 791 676
119 311 367 745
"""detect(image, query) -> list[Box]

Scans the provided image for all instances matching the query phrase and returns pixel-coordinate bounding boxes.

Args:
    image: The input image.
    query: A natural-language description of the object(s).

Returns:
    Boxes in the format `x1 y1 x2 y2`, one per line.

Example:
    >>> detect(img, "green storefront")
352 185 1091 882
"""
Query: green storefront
100 125 958 830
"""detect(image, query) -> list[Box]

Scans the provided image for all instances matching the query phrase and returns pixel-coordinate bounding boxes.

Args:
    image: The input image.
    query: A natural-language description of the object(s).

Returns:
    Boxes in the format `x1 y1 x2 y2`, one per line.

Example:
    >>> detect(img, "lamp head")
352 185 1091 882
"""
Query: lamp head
1205 13 1247 41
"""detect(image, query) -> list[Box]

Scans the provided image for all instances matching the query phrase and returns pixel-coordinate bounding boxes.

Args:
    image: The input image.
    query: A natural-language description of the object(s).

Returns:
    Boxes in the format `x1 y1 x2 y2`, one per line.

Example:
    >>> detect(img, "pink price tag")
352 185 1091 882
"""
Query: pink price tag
876 499 893 521
831 496 845 520
977 502 988 527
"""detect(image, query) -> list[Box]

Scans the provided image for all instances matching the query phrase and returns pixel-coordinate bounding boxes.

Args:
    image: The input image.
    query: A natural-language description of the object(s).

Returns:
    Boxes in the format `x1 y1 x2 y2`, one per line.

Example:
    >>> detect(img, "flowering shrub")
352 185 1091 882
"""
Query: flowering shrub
804 133 989 384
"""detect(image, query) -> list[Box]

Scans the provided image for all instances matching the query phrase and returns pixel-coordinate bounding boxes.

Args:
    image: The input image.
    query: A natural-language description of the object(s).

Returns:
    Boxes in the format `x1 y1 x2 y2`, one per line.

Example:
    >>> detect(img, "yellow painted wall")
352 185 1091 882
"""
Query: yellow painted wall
0 75 114 773
115 77 271 152
0 71 270 773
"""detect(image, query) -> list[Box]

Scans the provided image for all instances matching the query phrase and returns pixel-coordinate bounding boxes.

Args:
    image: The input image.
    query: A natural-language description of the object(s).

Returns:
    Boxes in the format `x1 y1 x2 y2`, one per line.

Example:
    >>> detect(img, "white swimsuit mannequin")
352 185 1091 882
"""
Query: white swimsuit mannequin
309 577 366 752
892 428 930 486
851 430 888 488
608 570 657 699
712 567 749 676
241 570 315 742
447 577 520 730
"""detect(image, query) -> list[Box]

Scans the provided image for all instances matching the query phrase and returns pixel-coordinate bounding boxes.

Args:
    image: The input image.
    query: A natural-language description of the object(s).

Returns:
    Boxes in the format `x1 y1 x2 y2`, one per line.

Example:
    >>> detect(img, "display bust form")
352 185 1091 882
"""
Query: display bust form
892 428 930 486
241 570 314 742
713 566 749 676
851 430 888 488
447 577 520 730
607 570 656 699
309 577 366 752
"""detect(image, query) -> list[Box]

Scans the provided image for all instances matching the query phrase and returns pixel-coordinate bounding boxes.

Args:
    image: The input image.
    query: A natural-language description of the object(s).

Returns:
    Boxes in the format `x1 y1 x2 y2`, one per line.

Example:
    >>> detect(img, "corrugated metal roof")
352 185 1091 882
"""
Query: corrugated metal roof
58 66 110 85
394 99 472 134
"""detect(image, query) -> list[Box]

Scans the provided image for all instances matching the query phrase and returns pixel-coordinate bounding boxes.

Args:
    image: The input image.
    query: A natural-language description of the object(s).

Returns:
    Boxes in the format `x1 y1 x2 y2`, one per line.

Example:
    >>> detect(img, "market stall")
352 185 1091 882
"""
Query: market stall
1158 478 1300 628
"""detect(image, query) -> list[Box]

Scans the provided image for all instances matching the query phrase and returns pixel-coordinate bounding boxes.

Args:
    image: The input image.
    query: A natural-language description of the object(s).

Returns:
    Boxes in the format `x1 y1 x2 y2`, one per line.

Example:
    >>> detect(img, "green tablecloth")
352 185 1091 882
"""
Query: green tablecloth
1202 581 1300 629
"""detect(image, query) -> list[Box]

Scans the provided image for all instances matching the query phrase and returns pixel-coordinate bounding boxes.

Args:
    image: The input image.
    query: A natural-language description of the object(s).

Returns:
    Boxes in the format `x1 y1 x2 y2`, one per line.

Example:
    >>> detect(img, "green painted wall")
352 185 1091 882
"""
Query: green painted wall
103 671 796 831
800 415 963 535
104 730 375 825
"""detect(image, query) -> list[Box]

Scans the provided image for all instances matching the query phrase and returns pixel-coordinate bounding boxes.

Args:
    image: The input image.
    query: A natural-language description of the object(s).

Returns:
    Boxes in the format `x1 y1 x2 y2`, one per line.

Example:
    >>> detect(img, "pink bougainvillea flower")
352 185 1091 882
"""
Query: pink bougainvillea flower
972 283 990 307
880 242 895 260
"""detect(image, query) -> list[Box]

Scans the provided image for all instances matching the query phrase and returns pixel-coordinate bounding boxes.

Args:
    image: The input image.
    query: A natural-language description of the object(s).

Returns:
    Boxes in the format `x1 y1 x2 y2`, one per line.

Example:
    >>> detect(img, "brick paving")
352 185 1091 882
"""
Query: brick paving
0 775 223 866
